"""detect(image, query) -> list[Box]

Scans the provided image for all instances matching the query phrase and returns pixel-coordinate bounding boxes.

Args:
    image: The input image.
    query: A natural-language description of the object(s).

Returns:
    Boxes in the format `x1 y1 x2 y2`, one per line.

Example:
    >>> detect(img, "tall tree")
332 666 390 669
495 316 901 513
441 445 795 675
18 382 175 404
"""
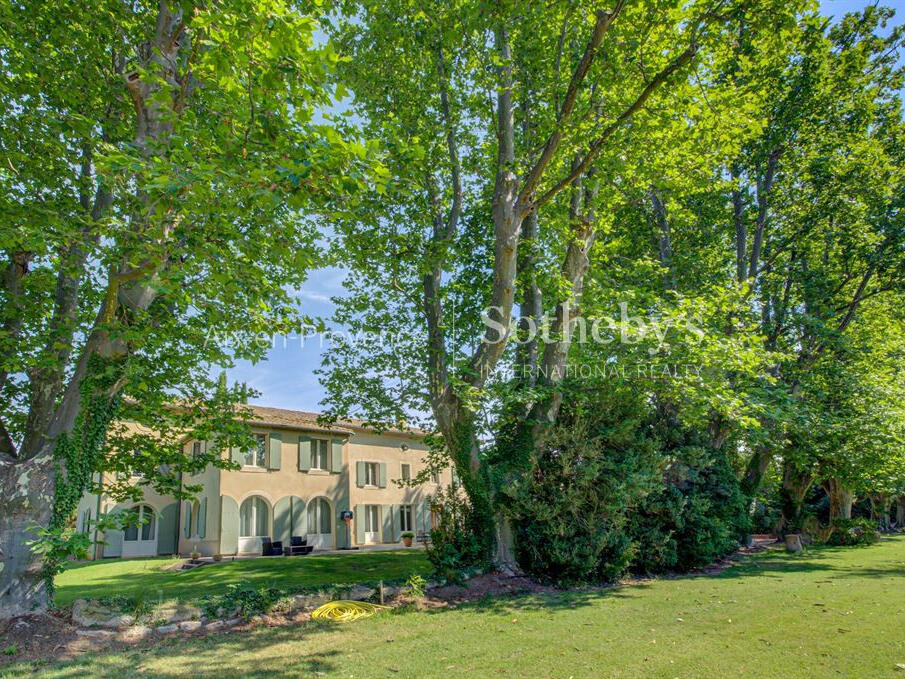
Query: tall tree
734 7 905 499
0 0 367 616
321 0 804 568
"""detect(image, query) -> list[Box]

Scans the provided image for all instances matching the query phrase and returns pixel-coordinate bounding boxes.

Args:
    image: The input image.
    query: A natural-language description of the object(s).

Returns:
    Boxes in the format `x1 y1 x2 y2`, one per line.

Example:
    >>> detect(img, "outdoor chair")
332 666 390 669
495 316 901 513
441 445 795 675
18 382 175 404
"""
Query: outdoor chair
261 537 284 556
284 536 314 556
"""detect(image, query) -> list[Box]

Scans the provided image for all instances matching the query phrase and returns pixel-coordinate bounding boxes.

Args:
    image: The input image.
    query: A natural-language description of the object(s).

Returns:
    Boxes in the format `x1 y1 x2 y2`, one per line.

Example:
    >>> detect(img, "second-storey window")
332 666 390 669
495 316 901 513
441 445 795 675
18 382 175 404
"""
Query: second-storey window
401 463 411 482
311 438 329 470
245 434 267 468
192 441 202 460
364 461 378 486
130 449 145 479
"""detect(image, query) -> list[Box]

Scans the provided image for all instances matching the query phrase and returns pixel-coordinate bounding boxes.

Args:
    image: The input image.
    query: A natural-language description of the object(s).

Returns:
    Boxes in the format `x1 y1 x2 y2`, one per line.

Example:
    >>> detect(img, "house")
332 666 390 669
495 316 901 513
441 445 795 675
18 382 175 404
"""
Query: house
75 405 448 559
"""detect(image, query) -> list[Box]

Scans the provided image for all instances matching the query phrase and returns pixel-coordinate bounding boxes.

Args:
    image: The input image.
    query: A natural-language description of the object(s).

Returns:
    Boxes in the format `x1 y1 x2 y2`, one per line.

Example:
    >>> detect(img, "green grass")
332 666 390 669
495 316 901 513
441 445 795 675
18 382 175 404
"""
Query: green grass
10 537 905 678
53 549 431 607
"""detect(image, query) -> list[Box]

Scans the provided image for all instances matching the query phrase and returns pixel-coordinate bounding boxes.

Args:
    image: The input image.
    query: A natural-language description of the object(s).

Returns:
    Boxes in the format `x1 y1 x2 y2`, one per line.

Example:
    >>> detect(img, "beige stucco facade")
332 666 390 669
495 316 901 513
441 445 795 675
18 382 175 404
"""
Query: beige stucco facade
78 406 449 559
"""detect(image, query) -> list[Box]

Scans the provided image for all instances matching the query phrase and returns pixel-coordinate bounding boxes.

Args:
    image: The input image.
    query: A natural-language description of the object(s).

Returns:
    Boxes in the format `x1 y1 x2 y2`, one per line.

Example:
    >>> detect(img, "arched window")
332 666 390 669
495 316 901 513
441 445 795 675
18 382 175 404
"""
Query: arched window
123 504 155 542
307 498 331 534
240 496 269 537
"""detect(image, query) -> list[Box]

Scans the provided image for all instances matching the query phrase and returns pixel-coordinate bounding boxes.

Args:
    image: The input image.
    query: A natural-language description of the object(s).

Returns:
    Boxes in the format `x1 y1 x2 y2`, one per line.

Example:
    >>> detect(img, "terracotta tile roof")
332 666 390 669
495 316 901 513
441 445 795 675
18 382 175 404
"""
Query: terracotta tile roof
241 404 426 438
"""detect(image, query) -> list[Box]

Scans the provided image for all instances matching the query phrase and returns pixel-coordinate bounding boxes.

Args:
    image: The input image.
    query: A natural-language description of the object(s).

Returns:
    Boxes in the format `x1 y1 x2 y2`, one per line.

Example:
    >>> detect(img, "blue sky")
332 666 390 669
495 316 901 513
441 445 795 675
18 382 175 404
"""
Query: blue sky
226 0 904 412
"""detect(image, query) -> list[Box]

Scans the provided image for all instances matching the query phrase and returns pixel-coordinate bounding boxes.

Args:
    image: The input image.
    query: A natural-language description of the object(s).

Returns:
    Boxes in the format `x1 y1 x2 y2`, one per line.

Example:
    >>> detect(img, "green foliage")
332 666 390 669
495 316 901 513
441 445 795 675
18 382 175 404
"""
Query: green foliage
503 389 660 585
404 574 427 598
629 437 751 574
200 581 284 621
425 485 492 583
825 518 880 547
400 531 415 539
2 644 17 656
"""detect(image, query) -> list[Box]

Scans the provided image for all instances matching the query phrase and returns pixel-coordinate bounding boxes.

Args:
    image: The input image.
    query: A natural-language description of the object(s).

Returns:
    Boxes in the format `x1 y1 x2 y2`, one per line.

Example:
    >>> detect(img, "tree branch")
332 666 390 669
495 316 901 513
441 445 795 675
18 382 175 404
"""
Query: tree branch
533 42 698 211
518 3 626 206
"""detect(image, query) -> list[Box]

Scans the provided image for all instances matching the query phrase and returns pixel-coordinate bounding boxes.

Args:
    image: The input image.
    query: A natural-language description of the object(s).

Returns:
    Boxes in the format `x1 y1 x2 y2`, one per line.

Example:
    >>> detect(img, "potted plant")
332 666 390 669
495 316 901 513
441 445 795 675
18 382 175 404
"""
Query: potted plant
401 531 415 547
212 553 223 562
190 544 201 563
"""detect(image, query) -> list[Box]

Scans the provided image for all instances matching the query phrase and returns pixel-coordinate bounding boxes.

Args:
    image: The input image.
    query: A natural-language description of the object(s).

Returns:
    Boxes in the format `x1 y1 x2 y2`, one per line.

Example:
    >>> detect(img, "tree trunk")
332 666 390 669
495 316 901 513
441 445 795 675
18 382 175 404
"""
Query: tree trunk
897 496 905 528
869 493 890 532
0 452 55 617
823 478 855 521
779 462 813 535
741 444 773 498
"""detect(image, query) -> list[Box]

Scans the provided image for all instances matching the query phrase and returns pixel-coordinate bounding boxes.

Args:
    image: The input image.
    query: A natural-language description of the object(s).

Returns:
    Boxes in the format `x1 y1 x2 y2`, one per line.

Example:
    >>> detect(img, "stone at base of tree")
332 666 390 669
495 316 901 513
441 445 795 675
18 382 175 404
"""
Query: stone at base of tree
785 534 803 553
178 620 202 632
154 623 179 635
71 600 135 628
120 625 152 641
75 629 114 638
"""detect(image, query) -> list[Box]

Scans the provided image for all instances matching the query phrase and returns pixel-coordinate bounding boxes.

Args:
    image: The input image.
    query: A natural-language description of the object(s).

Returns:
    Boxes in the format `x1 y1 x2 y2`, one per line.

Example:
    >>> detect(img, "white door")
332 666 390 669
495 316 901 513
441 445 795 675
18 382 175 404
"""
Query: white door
364 505 379 544
307 498 333 549
121 505 157 558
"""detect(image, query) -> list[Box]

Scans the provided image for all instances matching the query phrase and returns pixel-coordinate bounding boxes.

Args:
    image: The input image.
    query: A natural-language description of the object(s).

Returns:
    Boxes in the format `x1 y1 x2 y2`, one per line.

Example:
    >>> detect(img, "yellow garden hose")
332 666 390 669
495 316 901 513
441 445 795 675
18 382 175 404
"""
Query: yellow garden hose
311 600 389 622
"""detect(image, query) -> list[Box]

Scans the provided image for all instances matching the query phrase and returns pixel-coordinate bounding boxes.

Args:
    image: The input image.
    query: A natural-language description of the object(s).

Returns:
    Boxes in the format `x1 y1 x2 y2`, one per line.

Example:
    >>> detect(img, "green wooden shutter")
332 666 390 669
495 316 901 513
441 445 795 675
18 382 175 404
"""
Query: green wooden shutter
183 501 192 538
273 496 292 544
298 436 311 471
230 446 243 466
291 497 307 538
354 504 365 544
382 505 396 542
157 502 178 554
416 502 431 534
220 495 240 555
198 497 207 539
335 506 349 549
378 463 387 488
331 439 343 472
356 461 365 487
104 527 123 558
269 432 282 470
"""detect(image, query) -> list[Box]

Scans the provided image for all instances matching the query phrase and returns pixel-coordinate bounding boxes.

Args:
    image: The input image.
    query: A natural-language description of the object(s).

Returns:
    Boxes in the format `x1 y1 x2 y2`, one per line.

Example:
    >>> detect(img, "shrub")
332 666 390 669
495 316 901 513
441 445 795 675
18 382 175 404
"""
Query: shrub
400 531 415 539
425 484 492 583
628 439 750 573
200 581 282 620
504 390 661 586
405 573 427 597
826 517 880 546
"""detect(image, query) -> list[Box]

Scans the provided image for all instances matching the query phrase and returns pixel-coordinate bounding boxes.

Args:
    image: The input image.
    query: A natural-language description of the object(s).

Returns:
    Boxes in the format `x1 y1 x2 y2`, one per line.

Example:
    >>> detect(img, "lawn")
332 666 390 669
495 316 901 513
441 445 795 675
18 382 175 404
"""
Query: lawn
12 537 905 678
53 549 431 606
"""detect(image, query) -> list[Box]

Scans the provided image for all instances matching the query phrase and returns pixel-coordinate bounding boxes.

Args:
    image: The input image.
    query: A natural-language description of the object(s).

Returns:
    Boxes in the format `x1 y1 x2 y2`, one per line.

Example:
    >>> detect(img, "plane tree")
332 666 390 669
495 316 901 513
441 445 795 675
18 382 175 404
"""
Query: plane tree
0 0 369 616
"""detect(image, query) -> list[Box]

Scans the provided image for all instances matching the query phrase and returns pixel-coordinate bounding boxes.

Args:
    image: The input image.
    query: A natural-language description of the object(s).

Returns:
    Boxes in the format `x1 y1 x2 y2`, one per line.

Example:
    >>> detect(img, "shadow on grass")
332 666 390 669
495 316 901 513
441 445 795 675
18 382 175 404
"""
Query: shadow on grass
7 624 346 679
709 535 905 581
54 550 431 607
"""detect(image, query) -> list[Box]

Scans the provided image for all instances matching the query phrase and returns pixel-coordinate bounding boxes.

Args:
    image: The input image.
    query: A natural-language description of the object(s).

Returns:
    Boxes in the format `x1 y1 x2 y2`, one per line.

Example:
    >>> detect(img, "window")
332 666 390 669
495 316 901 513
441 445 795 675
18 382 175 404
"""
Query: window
431 470 440 484
365 505 379 532
364 462 378 486
123 505 155 542
311 439 329 470
245 434 267 468
401 464 411 482
239 496 269 537
399 504 413 532
192 441 202 460
307 498 332 534
130 449 145 479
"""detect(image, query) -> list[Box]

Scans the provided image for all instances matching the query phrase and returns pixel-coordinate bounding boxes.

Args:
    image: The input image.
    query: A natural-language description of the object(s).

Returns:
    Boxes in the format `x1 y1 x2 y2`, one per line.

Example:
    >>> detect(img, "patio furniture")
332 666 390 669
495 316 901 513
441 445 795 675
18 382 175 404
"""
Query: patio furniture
284 535 314 556
261 537 284 556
